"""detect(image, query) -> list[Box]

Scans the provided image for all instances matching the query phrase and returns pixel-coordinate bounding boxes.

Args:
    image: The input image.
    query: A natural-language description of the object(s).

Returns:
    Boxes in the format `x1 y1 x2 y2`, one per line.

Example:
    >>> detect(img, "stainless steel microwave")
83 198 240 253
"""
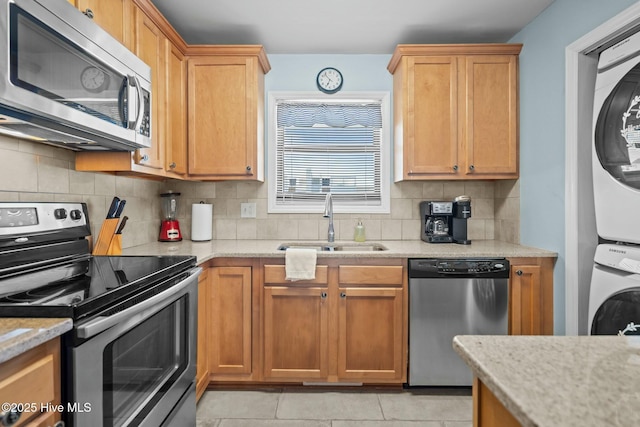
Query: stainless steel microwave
0 0 152 151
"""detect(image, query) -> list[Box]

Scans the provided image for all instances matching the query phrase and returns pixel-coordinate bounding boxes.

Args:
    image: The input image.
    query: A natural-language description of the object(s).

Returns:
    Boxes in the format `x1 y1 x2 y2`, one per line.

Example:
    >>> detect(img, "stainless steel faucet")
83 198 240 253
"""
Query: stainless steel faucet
323 193 335 242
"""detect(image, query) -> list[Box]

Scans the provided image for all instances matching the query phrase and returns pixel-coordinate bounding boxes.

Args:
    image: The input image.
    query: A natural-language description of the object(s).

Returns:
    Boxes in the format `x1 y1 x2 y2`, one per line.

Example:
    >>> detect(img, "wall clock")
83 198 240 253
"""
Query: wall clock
80 66 109 93
316 67 343 94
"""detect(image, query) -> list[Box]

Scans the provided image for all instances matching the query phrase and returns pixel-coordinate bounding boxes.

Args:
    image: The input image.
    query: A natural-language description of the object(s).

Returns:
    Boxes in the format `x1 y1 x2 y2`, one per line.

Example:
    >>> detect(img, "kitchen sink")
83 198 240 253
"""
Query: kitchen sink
277 242 388 252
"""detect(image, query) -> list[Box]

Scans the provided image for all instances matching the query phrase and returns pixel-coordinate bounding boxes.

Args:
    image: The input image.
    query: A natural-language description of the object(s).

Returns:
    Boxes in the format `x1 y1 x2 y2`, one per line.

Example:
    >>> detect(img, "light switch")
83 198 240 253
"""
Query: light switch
241 202 256 218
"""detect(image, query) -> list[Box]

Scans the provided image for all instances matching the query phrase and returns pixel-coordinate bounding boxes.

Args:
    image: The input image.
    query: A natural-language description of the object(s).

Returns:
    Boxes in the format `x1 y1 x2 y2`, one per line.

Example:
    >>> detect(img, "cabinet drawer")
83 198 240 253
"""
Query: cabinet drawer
264 265 328 285
339 265 404 286
0 339 59 427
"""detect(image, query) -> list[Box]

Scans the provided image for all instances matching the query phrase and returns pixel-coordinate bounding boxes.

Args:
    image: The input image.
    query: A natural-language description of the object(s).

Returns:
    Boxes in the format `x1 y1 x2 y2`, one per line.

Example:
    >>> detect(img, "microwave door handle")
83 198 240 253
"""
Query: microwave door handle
125 75 145 131
132 75 145 131
76 267 202 339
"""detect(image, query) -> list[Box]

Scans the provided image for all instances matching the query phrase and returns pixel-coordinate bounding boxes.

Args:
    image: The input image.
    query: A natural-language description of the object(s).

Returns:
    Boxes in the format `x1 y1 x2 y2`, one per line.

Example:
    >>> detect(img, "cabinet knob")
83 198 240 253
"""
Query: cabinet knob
340 292 346 298
169 162 177 169
516 270 523 276
83 8 94 19
321 292 327 299
469 164 475 171
453 164 458 171
0 408 22 425
138 154 149 163
246 165 252 173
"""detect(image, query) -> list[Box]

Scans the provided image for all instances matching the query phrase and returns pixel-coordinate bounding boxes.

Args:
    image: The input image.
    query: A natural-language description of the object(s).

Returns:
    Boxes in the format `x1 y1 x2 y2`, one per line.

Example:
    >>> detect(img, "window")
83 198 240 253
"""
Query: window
268 92 390 214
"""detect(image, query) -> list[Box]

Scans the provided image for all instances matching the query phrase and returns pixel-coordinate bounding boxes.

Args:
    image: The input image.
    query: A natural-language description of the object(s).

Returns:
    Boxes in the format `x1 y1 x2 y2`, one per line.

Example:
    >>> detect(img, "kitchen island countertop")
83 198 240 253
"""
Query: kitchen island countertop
122 239 557 264
453 335 640 427
0 318 72 364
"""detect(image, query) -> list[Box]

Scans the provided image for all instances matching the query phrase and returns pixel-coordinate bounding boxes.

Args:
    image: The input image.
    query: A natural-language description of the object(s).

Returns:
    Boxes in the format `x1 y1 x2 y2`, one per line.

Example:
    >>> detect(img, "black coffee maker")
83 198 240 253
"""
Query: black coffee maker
420 201 454 243
420 197 472 244
452 196 472 245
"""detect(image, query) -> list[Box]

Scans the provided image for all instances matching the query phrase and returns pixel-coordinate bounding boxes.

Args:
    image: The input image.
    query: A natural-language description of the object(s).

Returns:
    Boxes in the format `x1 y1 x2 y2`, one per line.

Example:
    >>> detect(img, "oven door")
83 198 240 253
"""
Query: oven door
70 267 200 427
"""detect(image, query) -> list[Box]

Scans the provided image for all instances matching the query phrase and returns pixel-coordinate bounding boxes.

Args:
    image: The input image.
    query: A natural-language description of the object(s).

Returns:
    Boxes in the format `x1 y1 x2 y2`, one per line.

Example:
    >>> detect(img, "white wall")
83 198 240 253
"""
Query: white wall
509 0 638 334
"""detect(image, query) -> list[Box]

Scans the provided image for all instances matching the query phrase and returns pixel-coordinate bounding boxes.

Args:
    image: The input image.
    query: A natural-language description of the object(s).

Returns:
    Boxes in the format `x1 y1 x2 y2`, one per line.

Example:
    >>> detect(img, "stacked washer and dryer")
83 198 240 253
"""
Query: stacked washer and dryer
589 31 640 335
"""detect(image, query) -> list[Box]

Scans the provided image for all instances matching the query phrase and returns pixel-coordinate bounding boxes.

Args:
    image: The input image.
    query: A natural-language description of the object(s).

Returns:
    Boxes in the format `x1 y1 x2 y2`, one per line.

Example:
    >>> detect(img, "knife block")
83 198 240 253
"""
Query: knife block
93 218 120 255
107 233 122 255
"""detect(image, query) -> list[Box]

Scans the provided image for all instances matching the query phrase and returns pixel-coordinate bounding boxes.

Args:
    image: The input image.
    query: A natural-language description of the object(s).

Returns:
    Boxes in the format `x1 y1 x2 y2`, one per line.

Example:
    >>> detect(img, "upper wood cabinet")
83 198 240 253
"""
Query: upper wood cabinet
165 42 188 177
186 46 270 180
73 0 131 47
74 0 189 179
131 5 166 172
388 44 521 181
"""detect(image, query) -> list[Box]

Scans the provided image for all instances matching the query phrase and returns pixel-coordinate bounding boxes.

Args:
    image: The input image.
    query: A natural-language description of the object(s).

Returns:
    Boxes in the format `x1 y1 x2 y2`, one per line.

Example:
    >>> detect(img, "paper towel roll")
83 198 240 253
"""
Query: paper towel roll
191 203 213 241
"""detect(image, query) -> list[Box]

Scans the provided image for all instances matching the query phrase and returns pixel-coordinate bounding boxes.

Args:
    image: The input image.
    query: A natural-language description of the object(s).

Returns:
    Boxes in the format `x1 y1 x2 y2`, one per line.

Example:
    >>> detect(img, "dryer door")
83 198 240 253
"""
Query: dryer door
594 65 640 190
591 288 640 335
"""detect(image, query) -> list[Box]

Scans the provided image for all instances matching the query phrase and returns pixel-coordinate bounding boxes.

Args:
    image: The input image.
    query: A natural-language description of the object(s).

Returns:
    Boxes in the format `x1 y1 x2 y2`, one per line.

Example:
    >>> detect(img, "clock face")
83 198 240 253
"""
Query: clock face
80 66 109 93
317 67 343 94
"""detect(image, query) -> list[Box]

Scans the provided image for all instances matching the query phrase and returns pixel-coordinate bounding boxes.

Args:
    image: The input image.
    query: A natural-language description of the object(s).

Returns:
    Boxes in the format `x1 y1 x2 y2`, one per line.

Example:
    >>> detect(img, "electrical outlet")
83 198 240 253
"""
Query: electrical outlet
241 202 256 218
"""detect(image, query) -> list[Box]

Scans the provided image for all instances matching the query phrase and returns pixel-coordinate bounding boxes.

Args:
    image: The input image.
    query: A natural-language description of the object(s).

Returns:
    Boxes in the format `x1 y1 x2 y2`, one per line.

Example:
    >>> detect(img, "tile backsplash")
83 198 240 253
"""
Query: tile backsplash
0 137 520 248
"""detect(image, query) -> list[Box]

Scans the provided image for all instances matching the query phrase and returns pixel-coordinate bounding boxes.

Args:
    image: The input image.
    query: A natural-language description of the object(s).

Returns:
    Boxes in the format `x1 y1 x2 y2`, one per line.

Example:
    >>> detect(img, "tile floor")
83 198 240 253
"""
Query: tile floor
196 388 472 427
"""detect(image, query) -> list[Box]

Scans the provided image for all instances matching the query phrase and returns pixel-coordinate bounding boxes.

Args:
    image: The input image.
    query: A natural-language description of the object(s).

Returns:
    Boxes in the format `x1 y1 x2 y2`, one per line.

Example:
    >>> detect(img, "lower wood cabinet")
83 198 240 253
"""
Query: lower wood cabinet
338 266 406 381
196 267 209 401
263 266 330 380
473 377 521 427
507 257 554 335
0 338 61 427
262 260 407 384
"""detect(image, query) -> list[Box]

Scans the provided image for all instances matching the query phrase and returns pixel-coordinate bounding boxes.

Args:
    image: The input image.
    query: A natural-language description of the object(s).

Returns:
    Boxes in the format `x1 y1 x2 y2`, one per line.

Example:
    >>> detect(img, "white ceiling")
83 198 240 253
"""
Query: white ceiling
151 0 555 54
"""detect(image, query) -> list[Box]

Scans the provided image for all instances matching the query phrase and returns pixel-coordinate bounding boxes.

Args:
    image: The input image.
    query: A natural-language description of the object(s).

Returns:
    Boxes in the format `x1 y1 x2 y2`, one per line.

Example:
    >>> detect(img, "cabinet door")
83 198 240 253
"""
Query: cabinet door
75 0 130 47
405 56 459 177
337 287 404 381
263 287 329 380
132 6 165 170
209 267 252 375
463 55 518 176
188 56 258 178
510 265 543 335
165 42 187 175
196 268 209 401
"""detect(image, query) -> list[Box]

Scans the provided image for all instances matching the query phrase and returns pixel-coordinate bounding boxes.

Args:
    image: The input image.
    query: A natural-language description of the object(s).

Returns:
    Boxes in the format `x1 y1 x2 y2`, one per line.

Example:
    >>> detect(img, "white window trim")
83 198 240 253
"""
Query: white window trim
267 91 391 214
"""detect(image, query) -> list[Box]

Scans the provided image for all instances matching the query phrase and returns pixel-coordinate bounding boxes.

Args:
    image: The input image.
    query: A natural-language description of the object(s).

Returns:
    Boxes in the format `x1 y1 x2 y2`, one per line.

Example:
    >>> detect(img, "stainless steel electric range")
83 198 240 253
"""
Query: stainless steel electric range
0 202 201 427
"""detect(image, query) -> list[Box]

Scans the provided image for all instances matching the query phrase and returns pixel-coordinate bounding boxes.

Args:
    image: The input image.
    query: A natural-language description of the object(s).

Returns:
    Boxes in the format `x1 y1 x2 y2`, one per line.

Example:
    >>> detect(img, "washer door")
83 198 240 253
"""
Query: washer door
591 288 640 335
595 65 640 189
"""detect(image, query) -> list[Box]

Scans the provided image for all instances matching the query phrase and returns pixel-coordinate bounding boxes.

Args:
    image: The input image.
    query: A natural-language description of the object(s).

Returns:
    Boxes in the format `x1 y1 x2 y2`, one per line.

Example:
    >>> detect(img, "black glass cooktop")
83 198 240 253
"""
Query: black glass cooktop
0 255 196 319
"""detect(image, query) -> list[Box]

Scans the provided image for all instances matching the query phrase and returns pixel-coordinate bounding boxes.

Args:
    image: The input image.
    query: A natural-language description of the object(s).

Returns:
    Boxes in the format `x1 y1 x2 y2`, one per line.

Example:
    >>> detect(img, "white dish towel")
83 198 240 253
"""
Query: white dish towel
285 248 317 281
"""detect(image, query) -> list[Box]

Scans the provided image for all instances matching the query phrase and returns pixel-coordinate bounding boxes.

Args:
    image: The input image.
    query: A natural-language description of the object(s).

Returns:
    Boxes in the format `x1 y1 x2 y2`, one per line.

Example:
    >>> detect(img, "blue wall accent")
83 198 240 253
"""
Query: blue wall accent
265 54 392 92
509 0 637 334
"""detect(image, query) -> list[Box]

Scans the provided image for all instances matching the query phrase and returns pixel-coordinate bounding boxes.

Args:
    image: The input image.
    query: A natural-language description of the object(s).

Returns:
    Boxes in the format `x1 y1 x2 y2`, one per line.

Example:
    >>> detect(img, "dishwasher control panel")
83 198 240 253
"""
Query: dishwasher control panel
409 258 510 278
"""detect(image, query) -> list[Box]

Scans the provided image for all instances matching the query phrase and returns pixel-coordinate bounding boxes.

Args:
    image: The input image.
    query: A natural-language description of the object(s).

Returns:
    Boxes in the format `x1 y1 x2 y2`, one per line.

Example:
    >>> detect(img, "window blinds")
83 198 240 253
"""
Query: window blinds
275 102 383 207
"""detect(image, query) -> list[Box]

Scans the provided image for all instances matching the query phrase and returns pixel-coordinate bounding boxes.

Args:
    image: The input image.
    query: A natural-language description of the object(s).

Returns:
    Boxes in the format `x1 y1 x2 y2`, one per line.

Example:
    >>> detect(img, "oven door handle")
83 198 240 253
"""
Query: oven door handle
76 267 202 339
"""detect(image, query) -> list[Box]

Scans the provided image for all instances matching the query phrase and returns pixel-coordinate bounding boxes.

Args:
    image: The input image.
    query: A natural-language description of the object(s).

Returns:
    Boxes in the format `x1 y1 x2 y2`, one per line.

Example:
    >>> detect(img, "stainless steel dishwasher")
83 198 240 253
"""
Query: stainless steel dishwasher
408 258 510 386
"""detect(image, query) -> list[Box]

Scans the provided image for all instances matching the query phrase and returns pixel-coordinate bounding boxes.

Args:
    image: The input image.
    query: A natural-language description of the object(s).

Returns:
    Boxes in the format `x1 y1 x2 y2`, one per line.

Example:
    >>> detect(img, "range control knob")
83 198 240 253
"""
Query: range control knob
54 208 67 220
70 209 83 221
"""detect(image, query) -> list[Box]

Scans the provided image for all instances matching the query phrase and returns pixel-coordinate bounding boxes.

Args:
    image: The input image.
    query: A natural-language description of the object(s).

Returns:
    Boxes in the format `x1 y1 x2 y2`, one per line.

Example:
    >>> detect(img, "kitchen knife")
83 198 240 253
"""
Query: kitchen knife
114 199 126 218
106 196 120 219
115 216 128 234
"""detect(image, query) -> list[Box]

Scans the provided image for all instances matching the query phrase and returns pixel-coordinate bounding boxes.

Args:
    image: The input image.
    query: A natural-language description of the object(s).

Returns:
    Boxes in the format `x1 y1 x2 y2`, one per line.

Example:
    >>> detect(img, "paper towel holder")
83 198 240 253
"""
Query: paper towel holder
191 201 213 242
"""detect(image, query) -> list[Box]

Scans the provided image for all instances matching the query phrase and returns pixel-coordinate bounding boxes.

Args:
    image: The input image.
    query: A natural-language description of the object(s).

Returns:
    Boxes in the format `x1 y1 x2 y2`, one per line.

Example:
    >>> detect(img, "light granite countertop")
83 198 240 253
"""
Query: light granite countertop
122 239 557 264
453 335 640 427
0 318 72 364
